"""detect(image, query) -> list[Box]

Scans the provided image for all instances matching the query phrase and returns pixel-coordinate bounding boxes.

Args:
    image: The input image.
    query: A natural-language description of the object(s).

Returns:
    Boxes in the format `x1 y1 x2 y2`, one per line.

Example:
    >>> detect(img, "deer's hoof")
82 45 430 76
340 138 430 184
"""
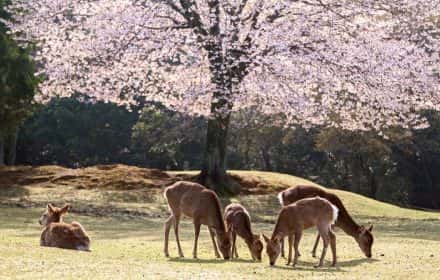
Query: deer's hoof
164 253 170 258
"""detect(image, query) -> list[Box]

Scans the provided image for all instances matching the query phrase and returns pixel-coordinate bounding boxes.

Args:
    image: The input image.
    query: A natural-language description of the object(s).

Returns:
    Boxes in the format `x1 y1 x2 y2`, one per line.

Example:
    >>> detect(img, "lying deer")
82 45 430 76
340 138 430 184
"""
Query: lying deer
224 203 263 261
39 204 91 251
163 181 231 259
264 196 338 267
278 185 374 260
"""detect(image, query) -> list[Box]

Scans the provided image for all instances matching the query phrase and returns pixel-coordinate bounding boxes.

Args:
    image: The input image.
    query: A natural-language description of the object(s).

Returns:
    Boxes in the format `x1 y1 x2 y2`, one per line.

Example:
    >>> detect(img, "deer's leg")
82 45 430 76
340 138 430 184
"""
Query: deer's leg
193 220 201 259
312 232 320 258
316 226 330 268
286 235 293 265
173 214 184 257
232 231 239 259
208 227 221 258
164 215 173 257
281 237 285 258
292 231 302 267
329 228 337 266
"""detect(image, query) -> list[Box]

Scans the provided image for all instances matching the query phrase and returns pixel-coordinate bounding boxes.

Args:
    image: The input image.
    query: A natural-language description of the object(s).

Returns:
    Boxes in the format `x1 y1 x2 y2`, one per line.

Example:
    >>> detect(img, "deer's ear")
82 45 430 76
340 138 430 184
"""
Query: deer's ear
368 224 374 232
60 204 71 214
262 233 270 243
47 204 55 213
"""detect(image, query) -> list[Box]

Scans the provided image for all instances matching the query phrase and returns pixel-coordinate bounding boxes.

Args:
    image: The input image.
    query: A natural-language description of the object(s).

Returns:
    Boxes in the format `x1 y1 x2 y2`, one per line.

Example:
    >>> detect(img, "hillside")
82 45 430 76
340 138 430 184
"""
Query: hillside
1 165 439 220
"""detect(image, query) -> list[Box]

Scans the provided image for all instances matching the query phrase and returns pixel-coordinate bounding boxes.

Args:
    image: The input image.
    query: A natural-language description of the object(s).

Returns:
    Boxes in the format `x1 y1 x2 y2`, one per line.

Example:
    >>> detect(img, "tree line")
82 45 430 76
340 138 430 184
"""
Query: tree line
15 96 440 209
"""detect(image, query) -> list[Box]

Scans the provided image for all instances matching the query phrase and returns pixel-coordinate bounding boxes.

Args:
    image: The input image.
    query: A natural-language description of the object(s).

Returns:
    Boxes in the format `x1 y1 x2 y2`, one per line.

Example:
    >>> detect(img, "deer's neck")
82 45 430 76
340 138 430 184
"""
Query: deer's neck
272 210 289 240
240 226 255 245
336 208 360 238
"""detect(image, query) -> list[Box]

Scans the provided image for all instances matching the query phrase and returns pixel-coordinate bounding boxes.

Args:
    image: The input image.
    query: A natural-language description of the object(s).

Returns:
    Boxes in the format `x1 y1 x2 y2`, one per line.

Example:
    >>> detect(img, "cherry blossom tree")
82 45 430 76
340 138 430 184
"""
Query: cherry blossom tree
4 0 440 192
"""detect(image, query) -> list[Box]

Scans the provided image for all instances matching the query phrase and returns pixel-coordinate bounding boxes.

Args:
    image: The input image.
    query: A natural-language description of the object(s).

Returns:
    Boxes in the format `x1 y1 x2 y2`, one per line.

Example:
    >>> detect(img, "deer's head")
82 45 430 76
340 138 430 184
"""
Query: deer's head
356 224 374 258
263 234 281 266
217 231 231 260
250 234 263 261
39 204 70 227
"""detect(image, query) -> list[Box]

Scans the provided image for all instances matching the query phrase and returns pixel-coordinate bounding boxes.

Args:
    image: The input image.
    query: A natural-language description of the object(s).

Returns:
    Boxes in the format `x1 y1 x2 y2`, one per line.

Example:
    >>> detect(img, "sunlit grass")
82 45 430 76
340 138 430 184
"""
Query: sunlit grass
1 169 440 279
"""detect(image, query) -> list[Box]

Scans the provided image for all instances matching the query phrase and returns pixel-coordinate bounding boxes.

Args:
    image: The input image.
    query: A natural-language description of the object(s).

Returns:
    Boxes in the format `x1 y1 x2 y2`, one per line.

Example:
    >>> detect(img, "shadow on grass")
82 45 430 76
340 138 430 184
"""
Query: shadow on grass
269 257 378 272
167 257 228 264
269 263 345 273
229 258 256 264
0 186 30 199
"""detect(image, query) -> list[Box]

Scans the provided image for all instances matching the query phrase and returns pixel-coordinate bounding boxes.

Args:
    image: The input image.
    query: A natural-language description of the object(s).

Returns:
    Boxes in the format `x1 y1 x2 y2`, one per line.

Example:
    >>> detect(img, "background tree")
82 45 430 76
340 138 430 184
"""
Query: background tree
17 95 139 167
0 0 38 165
131 104 206 170
5 0 440 192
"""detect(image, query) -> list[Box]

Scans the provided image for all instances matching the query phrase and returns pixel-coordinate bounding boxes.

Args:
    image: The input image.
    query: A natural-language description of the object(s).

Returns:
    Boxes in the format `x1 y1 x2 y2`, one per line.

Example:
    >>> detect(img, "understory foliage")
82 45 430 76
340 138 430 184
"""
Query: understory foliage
17 99 440 208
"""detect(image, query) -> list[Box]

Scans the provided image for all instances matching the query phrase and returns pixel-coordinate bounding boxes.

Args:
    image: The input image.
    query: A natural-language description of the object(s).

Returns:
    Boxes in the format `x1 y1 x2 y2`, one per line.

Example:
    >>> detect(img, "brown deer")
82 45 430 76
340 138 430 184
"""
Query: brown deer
39 204 91 251
278 185 374 260
163 181 231 259
224 203 263 261
264 197 338 267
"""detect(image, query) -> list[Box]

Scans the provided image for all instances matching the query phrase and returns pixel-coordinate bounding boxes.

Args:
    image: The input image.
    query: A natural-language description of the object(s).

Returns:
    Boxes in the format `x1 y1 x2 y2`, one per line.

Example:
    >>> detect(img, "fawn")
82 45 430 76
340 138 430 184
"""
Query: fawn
224 203 263 261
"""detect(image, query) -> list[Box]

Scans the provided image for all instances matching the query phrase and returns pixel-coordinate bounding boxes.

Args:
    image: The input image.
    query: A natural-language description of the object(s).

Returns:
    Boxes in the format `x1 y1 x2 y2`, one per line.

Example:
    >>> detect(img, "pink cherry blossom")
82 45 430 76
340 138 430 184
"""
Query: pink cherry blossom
5 0 440 131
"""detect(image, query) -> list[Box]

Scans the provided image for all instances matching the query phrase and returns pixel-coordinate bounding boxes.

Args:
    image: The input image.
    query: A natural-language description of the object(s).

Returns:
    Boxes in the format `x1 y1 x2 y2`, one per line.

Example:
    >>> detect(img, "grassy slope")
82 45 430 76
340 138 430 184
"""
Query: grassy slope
1 168 440 279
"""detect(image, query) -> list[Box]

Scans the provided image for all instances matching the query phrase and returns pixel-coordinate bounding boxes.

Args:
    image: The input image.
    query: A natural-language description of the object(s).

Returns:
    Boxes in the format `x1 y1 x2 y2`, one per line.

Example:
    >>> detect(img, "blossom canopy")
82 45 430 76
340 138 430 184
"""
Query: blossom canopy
5 0 440 131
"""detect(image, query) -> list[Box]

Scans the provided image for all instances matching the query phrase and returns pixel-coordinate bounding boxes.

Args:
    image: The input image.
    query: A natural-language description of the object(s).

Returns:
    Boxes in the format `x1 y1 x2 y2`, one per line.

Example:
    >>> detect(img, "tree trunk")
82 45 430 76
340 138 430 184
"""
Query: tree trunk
6 128 18 165
369 171 378 199
261 146 273 171
199 114 239 194
0 133 5 166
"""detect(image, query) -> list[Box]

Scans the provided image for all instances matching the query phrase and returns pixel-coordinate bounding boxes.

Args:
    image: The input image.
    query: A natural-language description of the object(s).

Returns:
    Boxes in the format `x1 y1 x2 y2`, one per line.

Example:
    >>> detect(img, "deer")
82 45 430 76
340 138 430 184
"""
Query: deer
223 203 263 261
263 196 338 268
278 185 374 262
39 203 91 251
163 181 231 259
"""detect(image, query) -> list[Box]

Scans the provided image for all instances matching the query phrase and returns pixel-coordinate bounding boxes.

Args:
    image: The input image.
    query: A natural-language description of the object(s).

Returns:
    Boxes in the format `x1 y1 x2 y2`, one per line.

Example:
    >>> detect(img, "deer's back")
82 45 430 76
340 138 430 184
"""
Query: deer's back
40 222 90 250
224 203 251 233
281 185 337 206
164 181 223 225
283 197 335 229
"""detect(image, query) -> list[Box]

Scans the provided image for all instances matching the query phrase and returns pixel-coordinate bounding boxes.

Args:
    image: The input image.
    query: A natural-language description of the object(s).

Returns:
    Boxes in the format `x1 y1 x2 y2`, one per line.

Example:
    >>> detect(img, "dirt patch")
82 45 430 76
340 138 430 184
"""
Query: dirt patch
0 164 175 190
229 173 287 195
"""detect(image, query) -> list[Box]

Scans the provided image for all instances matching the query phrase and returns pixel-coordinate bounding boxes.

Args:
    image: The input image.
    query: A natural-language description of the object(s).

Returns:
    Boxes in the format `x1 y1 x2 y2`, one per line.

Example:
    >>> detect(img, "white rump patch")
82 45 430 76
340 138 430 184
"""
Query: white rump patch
277 192 284 206
330 203 339 225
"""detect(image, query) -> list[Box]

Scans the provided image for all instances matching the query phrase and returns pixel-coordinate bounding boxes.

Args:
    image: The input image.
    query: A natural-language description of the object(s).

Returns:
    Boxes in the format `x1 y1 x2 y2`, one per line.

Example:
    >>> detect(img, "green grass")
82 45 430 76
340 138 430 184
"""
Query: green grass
1 170 440 279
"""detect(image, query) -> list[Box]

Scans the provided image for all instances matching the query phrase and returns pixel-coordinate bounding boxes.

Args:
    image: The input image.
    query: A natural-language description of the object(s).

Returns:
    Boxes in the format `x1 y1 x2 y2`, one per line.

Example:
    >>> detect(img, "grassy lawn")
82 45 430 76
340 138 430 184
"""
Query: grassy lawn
1 168 440 279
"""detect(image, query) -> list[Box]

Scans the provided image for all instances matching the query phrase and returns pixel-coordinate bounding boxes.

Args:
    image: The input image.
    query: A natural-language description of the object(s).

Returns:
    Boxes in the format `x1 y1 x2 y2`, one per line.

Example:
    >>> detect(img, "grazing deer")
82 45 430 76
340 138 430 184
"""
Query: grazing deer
163 181 231 259
278 185 374 259
39 204 91 251
224 203 263 261
264 197 338 267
